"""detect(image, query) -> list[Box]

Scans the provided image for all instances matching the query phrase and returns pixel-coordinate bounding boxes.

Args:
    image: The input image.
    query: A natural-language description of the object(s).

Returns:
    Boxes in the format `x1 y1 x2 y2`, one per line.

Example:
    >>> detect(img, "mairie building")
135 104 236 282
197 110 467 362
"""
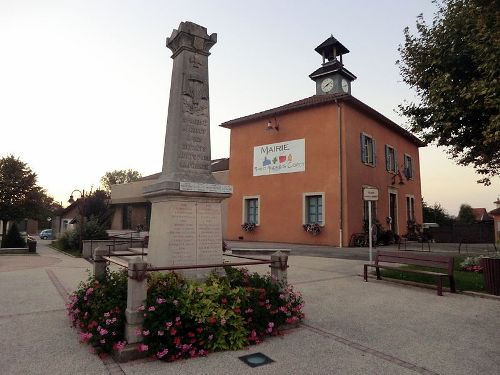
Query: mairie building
220 36 425 247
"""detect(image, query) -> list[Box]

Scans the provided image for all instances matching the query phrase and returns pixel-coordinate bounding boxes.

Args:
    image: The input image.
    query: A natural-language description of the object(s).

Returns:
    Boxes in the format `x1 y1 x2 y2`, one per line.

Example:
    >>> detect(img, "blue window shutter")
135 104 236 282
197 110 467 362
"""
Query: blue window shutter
373 139 377 166
360 133 366 163
394 149 398 172
385 145 390 171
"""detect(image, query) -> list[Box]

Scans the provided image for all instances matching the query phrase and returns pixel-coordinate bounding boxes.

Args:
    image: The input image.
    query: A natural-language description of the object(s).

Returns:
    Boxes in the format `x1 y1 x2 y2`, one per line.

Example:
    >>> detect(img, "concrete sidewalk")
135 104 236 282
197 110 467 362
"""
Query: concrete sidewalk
0 241 499 374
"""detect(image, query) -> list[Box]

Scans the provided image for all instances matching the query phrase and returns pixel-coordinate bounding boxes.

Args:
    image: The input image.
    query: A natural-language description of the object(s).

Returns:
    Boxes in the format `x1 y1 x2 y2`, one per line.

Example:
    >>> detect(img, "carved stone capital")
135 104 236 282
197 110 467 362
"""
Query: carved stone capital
167 21 217 57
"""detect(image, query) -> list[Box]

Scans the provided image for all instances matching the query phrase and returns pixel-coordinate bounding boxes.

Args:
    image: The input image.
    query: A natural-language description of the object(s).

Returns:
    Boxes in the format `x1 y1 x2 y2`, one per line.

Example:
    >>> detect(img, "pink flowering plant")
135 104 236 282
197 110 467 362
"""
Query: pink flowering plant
66 270 127 353
459 256 484 273
68 267 304 362
224 267 305 343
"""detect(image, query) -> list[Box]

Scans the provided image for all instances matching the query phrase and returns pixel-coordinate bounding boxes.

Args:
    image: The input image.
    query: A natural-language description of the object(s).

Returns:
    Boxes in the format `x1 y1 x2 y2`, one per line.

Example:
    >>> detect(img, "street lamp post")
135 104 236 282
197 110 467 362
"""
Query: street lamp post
68 189 86 253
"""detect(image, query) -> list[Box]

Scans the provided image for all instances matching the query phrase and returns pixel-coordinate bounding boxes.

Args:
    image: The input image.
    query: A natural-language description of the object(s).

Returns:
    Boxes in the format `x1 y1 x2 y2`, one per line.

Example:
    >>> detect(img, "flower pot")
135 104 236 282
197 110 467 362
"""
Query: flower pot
480 257 500 295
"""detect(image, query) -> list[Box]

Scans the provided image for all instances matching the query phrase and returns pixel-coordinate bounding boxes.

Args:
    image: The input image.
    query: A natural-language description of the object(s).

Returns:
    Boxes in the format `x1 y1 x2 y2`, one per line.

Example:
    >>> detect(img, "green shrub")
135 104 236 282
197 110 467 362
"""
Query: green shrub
1 222 26 248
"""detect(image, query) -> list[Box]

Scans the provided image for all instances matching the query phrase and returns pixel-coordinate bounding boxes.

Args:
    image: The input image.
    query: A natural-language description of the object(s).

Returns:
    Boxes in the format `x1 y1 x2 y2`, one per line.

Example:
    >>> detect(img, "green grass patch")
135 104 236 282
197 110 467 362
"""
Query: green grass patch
50 241 82 258
378 255 485 292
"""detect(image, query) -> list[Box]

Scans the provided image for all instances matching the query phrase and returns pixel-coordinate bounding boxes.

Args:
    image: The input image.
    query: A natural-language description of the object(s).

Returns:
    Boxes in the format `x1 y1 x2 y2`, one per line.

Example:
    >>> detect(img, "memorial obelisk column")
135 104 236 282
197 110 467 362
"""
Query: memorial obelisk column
143 22 232 278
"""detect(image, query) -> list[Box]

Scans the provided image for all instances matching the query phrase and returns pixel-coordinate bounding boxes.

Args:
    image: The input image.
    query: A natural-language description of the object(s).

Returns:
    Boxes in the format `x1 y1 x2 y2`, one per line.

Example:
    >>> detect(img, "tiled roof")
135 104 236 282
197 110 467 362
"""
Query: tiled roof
309 61 356 80
220 94 425 147
134 158 230 182
489 207 500 215
472 208 493 222
315 36 349 55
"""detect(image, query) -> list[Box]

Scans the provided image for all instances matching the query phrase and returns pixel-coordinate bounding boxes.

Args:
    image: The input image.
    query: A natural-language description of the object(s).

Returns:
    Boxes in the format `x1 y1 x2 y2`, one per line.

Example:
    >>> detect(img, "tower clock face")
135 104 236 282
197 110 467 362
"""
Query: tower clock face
341 79 349 93
321 78 334 93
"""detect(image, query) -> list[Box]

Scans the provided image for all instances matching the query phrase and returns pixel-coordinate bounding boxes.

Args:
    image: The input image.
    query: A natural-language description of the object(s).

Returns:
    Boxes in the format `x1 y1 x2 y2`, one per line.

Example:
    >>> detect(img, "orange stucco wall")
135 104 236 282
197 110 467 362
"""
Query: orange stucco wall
342 103 423 239
225 101 423 246
227 105 340 245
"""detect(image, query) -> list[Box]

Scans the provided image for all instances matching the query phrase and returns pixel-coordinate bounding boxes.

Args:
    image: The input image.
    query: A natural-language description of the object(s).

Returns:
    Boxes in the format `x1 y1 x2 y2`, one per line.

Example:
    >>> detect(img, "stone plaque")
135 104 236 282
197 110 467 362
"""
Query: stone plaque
196 203 222 264
167 201 197 265
180 181 233 194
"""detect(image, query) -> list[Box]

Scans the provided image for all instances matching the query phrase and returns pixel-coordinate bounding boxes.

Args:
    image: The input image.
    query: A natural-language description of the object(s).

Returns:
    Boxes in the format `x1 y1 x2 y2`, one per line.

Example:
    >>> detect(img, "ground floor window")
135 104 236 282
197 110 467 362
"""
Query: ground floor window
406 195 415 222
122 204 133 229
243 196 260 225
304 193 324 225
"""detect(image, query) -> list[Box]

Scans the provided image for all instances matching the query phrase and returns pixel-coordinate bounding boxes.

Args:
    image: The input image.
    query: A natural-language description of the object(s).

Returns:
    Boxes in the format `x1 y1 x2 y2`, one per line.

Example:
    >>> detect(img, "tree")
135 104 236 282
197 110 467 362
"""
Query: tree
100 169 142 192
83 189 112 228
398 0 499 185
457 203 475 224
1 222 26 248
422 200 455 226
0 155 54 238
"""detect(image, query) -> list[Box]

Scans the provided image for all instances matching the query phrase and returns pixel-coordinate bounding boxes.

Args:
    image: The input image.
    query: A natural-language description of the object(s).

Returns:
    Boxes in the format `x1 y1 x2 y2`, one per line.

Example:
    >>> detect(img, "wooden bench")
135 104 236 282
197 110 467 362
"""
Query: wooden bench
363 251 456 296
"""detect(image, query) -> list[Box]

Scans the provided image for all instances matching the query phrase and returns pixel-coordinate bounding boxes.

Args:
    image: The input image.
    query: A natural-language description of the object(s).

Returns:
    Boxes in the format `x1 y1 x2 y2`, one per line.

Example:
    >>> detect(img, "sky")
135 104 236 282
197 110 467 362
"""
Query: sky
0 0 498 216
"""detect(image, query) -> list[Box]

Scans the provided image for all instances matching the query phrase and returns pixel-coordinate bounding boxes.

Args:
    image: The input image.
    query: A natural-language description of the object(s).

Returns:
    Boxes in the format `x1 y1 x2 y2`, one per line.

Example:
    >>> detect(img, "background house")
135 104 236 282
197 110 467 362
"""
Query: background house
109 159 229 237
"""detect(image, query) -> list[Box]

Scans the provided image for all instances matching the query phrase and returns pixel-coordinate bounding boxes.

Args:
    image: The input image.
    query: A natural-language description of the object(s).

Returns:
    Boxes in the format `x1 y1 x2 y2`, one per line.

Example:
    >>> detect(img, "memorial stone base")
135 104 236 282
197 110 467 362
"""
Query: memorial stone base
147 193 227 280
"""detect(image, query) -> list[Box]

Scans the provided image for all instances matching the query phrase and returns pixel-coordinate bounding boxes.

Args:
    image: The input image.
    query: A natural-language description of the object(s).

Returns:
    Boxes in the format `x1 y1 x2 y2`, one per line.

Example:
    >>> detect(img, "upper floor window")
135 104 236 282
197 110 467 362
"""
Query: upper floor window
385 145 397 173
404 154 414 179
360 133 376 166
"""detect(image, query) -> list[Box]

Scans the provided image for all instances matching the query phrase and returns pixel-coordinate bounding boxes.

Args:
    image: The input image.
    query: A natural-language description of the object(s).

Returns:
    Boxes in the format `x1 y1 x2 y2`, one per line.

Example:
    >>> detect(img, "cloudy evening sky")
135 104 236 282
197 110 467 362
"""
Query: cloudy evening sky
0 0 498 215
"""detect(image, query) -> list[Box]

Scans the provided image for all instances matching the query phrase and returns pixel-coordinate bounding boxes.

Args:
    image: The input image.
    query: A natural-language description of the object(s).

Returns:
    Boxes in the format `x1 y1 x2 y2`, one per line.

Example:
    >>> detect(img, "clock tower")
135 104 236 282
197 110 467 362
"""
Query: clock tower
309 36 356 95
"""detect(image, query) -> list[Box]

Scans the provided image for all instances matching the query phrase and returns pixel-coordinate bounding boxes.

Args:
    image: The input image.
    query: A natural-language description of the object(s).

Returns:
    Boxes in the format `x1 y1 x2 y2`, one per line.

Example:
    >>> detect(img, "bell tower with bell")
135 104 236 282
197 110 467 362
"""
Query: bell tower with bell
309 36 356 95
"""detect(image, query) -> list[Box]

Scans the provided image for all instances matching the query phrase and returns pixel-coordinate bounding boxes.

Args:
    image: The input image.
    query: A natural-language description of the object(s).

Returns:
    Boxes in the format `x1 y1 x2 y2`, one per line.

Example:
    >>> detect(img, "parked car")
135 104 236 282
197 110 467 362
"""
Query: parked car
39 229 53 240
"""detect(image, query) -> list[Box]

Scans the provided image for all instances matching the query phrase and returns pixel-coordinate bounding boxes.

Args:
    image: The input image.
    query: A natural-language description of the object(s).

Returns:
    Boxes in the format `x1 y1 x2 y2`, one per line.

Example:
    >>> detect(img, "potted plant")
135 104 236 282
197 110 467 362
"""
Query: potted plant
303 223 321 236
241 222 256 232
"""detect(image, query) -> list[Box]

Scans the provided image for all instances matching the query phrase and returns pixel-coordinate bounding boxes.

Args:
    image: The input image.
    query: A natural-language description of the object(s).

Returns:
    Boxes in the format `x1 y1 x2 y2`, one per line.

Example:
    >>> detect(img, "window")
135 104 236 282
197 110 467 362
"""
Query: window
406 195 415 222
404 154 414 179
385 145 397 173
304 194 324 225
122 204 133 229
360 133 376 166
243 196 260 224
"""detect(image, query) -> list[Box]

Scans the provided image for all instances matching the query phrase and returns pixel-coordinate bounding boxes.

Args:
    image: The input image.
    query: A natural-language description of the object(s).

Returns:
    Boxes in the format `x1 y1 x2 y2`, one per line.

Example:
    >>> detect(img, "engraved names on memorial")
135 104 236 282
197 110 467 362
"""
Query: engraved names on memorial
166 200 222 266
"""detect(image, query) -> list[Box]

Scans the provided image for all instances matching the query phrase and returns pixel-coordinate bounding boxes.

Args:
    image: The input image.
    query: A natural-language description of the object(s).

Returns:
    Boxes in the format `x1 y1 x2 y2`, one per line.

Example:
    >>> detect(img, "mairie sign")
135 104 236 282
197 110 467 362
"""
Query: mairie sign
253 139 305 176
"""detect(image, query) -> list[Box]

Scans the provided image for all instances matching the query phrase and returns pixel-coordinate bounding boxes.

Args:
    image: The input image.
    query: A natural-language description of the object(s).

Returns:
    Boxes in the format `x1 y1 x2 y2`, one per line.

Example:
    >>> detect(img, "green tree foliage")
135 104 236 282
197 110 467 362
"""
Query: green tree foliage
398 0 500 185
83 189 112 228
422 201 455 225
100 169 142 192
457 203 475 224
0 155 54 237
1 222 26 248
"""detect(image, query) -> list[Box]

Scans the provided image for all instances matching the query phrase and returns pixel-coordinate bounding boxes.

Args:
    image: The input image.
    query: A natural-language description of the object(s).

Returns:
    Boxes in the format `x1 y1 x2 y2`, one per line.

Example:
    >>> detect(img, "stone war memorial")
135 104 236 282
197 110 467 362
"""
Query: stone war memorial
144 21 232 279
67 21 301 364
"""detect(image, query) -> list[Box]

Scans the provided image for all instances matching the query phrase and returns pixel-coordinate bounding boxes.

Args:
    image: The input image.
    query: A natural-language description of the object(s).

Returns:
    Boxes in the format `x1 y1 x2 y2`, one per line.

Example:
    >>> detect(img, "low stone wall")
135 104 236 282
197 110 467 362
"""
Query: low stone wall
0 247 30 254
82 239 145 258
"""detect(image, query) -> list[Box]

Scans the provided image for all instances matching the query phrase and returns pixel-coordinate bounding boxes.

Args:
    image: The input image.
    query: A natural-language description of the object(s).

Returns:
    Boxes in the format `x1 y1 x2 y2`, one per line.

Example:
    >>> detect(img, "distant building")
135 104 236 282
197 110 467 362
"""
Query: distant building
471 208 493 223
109 159 229 236
489 198 500 243
220 36 425 247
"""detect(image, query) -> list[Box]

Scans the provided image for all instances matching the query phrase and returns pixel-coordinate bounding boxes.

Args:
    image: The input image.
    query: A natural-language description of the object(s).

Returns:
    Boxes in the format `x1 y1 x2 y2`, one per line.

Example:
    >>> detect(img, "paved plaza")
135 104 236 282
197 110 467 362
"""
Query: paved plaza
0 241 498 375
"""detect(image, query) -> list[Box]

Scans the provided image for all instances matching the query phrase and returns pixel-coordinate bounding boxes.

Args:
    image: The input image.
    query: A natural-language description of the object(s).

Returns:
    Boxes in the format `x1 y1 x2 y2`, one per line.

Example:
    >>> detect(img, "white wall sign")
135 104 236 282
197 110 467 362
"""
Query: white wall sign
253 139 305 176
363 187 379 201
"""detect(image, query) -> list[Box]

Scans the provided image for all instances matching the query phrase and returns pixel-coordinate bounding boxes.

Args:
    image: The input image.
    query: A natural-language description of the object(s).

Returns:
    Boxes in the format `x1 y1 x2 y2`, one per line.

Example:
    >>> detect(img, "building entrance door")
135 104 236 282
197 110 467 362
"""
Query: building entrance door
389 192 397 233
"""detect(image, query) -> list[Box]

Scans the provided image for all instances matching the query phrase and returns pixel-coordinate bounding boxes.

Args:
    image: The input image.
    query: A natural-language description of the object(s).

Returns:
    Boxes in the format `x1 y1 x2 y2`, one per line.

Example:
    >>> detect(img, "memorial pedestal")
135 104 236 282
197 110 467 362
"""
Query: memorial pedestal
146 190 230 279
